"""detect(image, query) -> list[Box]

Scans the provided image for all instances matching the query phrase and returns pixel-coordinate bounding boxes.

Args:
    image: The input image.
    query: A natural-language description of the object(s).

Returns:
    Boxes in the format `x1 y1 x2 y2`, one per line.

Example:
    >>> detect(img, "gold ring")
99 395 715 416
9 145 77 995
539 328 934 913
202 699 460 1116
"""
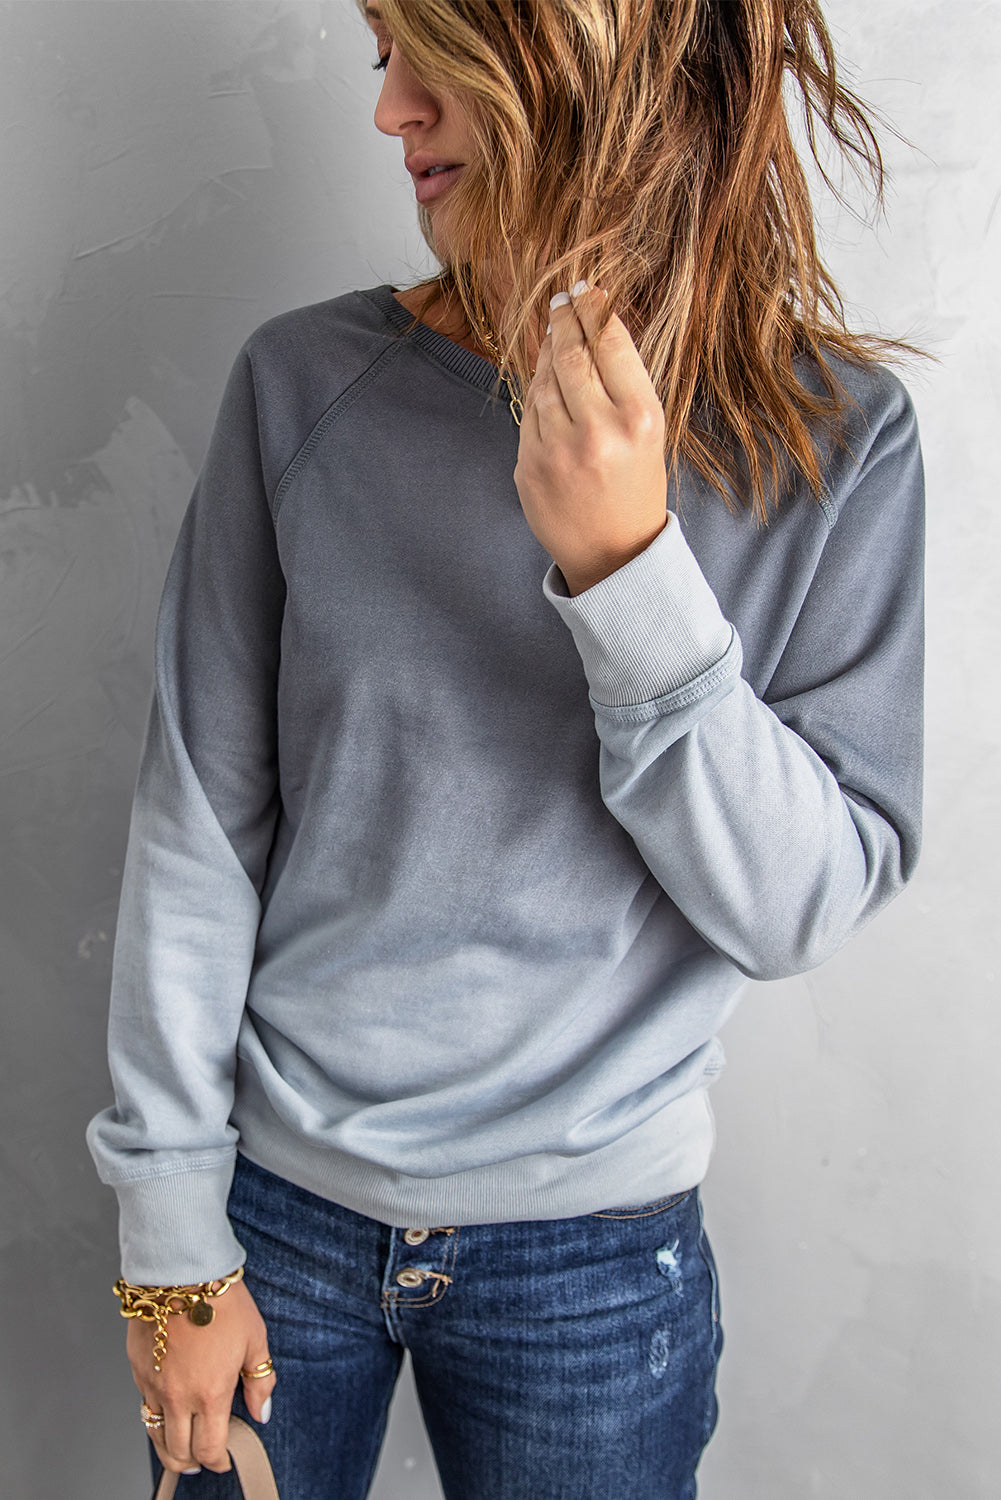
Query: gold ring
140 1401 165 1429
240 1357 275 1379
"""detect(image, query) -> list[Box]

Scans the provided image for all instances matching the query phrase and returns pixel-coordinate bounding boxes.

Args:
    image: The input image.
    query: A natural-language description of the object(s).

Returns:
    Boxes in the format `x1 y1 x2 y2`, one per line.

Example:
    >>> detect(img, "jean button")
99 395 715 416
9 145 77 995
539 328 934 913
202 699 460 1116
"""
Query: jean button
396 1267 424 1287
403 1228 430 1245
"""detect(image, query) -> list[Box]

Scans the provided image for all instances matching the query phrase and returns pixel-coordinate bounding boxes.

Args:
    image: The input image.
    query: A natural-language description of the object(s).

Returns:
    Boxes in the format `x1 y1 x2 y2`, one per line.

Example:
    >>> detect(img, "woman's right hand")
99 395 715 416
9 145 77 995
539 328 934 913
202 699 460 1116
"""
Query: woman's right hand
126 1279 276 1475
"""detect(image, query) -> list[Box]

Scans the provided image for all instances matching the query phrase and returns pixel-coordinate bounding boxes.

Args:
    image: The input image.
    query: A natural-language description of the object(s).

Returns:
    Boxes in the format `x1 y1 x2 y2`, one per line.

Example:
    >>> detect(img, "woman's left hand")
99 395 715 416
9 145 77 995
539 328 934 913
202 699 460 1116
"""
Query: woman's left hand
513 282 669 596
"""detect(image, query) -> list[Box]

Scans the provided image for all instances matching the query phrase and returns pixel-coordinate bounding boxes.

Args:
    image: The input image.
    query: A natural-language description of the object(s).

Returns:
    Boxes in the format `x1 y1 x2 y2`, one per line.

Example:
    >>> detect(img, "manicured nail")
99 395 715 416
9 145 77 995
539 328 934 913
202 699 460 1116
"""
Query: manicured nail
182 1468 202 1475
545 322 551 335
260 1395 272 1424
570 279 591 297
549 291 571 311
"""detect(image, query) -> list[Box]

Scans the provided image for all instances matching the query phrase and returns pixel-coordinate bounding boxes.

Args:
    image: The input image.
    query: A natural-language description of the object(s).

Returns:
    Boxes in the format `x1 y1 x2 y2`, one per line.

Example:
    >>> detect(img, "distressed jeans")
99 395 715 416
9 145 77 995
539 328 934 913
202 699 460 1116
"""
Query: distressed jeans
153 1151 723 1499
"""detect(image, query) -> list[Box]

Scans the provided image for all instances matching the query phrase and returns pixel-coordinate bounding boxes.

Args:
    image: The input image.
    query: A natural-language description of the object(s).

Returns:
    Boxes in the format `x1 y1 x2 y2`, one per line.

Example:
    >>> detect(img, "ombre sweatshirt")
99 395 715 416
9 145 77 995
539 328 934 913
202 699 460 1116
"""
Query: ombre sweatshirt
87 284 924 1284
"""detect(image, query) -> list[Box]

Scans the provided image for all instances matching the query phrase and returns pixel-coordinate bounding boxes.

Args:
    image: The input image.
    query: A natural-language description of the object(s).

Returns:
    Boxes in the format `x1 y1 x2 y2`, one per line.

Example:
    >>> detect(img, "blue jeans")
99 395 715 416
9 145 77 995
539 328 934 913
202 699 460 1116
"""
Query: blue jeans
153 1152 723 1499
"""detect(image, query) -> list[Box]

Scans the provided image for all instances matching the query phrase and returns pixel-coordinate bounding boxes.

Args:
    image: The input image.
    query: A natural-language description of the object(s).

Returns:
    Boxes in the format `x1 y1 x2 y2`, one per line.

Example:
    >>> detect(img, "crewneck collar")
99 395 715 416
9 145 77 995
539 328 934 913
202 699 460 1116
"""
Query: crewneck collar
363 283 505 399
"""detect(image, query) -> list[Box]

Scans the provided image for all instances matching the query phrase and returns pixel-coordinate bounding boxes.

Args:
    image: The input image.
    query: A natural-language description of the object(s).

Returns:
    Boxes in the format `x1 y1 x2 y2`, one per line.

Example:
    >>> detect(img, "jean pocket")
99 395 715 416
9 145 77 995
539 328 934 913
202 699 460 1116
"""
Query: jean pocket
587 1186 695 1220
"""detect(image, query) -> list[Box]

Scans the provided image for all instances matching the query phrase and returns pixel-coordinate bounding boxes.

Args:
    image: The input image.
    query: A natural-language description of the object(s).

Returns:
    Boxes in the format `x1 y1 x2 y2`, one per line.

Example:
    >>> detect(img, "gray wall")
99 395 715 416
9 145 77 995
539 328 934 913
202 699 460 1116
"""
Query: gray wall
1 3 997 1497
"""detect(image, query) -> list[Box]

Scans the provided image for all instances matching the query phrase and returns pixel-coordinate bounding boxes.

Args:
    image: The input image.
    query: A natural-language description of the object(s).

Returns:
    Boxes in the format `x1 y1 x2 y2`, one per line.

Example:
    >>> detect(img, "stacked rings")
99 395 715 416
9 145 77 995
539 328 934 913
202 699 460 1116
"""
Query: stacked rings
140 1401 165 1430
138 1362 272 1434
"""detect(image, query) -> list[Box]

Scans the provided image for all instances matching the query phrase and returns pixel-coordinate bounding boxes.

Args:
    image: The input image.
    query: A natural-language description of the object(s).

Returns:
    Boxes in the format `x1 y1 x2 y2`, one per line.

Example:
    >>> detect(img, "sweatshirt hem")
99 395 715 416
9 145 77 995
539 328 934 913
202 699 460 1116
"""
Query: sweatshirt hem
232 1088 716 1228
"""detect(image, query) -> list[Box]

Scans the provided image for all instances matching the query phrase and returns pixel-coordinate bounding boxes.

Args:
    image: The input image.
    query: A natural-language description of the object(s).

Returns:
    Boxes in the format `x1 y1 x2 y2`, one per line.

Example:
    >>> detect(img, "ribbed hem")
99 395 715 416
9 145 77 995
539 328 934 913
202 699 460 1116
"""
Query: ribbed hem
543 514 734 708
234 1086 716 1229
112 1157 245 1284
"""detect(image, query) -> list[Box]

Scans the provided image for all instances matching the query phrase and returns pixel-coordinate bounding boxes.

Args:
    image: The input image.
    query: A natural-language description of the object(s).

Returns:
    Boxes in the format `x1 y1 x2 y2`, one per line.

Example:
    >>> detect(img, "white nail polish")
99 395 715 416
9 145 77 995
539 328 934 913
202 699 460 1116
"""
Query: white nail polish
549 291 571 310
545 322 551 335
570 279 591 297
182 1467 201 1475
260 1395 272 1424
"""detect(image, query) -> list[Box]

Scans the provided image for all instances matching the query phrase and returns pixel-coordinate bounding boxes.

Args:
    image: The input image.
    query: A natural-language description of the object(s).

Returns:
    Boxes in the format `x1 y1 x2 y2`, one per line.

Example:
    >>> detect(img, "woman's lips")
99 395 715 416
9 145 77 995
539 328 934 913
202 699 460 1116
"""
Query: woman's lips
414 164 464 205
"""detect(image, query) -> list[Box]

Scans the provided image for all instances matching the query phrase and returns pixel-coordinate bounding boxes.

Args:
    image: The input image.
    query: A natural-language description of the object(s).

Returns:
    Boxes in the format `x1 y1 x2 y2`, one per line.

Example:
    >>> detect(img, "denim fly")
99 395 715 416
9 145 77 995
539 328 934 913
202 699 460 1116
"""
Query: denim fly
151 1151 723 1500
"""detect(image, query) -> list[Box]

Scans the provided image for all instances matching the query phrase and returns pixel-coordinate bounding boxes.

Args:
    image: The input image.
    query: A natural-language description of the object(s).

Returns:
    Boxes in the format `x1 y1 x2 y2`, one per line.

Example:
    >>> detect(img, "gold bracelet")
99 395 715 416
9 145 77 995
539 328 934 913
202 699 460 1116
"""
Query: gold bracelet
113 1264 245 1372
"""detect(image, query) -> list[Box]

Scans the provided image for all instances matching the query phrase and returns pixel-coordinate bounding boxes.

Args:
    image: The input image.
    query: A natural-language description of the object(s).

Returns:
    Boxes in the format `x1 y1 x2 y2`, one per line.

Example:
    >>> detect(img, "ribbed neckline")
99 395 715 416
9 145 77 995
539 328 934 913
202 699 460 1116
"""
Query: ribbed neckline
363 282 507 398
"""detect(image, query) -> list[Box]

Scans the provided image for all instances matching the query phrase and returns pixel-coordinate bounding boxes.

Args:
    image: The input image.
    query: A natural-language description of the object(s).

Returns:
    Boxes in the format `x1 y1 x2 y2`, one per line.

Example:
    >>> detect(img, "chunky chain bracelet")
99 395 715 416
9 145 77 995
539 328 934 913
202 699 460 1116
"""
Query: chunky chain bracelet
112 1264 245 1372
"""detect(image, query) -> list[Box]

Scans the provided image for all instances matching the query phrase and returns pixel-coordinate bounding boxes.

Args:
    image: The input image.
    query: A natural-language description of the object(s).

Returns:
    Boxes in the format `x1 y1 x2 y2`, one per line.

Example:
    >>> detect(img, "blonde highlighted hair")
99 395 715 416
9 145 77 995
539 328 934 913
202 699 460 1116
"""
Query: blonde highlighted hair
359 0 916 520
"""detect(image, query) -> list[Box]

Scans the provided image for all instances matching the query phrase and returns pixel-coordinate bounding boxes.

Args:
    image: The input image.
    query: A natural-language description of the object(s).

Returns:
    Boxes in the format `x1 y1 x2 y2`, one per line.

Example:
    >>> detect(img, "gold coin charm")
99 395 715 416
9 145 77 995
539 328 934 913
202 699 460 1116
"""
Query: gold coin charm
112 1265 244 1368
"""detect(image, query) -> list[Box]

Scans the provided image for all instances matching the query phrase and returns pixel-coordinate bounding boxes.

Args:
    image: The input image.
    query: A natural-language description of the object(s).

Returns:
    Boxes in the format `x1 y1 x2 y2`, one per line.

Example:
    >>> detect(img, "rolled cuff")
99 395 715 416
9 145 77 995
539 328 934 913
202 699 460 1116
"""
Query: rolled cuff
543 513 733 707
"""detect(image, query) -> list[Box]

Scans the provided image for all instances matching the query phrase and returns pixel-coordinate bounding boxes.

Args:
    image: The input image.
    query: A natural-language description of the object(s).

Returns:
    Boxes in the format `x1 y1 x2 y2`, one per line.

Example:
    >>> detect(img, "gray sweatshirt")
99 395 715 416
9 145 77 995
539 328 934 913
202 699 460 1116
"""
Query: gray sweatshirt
87 283 924 1284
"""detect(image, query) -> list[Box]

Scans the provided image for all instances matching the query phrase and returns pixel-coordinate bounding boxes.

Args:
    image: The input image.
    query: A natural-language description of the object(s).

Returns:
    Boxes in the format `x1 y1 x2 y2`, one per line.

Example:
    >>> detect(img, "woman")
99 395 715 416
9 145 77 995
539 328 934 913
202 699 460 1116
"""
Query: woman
88 1 924 1496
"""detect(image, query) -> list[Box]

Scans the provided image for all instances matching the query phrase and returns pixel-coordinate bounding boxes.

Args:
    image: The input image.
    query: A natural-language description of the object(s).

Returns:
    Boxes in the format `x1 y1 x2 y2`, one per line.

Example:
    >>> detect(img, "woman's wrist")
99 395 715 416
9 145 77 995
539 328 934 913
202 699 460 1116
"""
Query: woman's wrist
113 1264 245 1371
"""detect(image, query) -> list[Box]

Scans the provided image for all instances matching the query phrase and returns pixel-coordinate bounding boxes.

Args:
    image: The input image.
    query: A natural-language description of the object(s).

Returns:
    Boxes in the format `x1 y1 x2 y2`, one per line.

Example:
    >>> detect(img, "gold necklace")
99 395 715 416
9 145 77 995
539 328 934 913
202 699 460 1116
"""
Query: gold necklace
471 306 524 426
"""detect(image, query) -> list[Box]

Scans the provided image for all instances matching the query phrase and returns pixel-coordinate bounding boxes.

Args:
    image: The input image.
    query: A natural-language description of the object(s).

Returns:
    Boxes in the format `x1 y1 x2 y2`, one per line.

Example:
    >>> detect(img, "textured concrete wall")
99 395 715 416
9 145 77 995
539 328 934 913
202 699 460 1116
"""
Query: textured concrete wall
1 3 997 1497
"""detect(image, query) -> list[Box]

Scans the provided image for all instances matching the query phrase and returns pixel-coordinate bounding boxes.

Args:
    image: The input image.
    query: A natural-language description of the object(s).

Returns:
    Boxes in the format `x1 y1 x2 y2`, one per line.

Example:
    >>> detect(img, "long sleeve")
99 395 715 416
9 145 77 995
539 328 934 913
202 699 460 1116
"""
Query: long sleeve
85 288 929 1254
544 368 924 981
87 341 286 1283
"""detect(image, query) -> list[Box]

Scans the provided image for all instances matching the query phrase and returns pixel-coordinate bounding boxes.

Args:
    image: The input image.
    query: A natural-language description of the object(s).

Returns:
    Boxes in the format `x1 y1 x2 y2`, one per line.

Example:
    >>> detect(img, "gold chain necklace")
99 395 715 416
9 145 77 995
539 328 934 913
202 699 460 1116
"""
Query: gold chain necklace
470 306 525 426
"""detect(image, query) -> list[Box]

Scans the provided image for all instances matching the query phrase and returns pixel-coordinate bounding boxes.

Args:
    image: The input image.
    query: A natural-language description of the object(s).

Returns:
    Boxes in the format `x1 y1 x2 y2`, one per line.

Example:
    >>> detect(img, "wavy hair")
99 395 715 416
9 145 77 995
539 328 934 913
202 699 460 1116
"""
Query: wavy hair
357 0 916 520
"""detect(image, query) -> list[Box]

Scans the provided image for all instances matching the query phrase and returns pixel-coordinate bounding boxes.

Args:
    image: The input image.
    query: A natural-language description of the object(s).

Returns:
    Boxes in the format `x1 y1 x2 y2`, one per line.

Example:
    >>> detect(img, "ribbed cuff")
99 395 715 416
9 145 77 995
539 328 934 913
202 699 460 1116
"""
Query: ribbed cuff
543 514 733 707
113 1157 245 1284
